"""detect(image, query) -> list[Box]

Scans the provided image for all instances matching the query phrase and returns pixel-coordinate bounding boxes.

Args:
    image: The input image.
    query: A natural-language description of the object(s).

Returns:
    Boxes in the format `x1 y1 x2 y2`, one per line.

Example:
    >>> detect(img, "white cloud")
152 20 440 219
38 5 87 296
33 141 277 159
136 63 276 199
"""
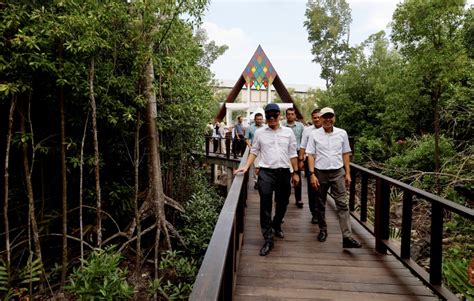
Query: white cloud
202 21 253 53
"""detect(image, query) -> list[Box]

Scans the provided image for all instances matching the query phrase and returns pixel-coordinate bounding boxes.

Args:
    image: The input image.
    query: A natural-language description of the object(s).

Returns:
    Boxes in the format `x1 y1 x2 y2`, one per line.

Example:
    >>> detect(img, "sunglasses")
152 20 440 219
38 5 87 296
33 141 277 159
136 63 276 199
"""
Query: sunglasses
265 112 280 120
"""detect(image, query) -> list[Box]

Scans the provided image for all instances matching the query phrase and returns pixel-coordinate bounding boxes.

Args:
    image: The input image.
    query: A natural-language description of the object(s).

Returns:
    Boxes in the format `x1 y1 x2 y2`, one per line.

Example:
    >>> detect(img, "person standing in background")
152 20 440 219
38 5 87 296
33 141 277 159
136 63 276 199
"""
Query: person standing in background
299 108 322 224
283 108 305 208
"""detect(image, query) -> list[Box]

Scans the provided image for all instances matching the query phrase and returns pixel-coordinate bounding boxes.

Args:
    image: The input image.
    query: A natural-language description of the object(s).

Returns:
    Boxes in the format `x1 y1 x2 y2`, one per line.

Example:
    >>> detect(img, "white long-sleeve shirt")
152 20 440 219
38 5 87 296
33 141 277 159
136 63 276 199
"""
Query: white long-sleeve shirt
250 125 297 169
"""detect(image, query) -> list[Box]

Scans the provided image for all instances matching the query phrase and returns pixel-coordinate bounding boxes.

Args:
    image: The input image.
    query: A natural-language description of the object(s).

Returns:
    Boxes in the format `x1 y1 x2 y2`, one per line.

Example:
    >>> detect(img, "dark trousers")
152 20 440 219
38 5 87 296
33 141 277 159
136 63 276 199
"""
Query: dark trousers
213 138 219 153
258 168 291 243
304 158 319 217
294 170 302 203
232 135 245 157
315 168 352 238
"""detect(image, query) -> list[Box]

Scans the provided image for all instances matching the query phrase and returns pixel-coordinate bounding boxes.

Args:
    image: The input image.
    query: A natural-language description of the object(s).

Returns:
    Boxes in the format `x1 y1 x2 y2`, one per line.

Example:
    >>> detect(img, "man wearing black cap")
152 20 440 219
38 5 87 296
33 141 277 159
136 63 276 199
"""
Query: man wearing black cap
234 103 300 256
305 107 361 248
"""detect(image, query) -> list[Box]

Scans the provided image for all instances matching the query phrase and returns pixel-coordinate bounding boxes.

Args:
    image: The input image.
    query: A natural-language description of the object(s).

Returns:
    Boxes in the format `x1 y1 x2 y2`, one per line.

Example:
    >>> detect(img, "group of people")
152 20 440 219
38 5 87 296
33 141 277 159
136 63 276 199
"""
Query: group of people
209 115 248 158
234 103 361 256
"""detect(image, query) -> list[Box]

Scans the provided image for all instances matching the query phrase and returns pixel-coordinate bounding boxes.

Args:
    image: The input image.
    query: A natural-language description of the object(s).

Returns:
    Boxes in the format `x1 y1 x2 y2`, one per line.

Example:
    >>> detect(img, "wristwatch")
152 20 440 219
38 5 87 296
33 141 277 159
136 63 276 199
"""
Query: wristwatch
309 171 315 176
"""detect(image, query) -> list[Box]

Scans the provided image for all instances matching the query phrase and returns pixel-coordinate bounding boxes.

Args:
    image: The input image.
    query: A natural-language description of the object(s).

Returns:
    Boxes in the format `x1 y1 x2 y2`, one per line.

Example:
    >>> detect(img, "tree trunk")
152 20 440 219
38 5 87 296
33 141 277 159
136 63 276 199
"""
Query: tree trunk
3 96 15 278
59 49 68 287
143 56 171 277
19 101 43 267
89 57 103 246
79 114 89 263
134 113 142 274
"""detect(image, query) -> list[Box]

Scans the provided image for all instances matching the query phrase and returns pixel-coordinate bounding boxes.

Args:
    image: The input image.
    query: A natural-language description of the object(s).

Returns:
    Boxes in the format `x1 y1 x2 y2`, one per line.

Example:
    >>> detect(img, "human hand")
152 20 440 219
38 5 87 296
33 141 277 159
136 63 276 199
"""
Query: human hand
310 174 319 190
291 173 300 186
345 173 351 187
233 167 247 175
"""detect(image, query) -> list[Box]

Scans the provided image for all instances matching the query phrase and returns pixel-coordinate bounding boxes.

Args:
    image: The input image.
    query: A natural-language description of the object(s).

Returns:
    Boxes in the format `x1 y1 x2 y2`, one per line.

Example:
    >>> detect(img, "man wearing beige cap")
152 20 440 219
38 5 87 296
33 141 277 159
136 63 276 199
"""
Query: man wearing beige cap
305 107 361 248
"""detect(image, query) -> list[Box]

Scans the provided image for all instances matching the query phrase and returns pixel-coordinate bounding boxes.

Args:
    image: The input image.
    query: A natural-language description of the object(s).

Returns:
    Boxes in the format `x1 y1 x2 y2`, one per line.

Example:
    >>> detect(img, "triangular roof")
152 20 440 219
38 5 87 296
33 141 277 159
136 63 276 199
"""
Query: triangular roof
215 45 304 121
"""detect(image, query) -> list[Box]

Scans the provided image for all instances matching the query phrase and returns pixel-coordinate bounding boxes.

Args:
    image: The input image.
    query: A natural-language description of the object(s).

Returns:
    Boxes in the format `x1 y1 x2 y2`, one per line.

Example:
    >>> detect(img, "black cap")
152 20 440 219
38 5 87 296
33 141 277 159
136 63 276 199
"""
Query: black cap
264 103 280 113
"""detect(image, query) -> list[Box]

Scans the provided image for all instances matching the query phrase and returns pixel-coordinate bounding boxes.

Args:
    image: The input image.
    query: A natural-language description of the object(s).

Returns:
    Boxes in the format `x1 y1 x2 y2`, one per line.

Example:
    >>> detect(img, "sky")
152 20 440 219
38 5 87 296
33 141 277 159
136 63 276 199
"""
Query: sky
202 0 473 89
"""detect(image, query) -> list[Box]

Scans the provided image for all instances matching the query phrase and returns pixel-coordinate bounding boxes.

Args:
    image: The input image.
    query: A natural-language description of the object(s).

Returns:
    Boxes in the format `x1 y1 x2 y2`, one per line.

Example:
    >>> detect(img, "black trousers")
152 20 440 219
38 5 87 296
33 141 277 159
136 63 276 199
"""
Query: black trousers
304 158 319 217
258 168 291 243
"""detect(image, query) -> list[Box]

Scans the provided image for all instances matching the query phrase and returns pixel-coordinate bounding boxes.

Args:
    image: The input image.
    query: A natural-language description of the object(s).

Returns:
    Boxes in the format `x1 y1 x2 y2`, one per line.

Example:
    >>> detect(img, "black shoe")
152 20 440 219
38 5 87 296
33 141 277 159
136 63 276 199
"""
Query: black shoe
296 201 303 208
317 230 327 242
274 229 284 239
311 216 318 224
343 237 362 248
259 242 273 256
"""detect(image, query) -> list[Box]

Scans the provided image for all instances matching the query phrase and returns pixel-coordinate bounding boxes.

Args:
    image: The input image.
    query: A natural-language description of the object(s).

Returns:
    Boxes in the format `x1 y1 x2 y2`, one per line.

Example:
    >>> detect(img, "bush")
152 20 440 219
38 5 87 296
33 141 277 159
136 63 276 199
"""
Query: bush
180 187 224 257
354 136 391 164
66 246 133 300
385 134 456 173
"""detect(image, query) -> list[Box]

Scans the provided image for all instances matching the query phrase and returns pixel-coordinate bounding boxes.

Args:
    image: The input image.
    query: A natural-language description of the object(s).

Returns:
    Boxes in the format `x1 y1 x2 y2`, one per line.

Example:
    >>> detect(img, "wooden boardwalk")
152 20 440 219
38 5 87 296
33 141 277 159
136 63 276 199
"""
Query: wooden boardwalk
234 178 436 300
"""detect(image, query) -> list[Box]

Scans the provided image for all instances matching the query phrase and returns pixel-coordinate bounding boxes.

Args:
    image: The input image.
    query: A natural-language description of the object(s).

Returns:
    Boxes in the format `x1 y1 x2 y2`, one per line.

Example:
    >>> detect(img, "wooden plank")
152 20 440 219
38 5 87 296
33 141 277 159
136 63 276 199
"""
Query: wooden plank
234 179 436 300
235 286 437 301
237 276 433 296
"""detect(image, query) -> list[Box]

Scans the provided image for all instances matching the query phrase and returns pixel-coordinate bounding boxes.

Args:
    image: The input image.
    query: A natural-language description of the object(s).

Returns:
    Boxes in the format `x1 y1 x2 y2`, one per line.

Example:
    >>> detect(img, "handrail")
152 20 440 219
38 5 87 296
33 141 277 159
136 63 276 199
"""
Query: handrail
349 162 474 301
205 135 245 159
189 148 249 300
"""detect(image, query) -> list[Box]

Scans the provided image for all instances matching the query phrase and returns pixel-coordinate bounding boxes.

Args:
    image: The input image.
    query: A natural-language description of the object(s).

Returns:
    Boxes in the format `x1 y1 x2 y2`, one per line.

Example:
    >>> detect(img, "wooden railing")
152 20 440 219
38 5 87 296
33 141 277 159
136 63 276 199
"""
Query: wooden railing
189 148 249 300
205 135 245 159
349 163 474 300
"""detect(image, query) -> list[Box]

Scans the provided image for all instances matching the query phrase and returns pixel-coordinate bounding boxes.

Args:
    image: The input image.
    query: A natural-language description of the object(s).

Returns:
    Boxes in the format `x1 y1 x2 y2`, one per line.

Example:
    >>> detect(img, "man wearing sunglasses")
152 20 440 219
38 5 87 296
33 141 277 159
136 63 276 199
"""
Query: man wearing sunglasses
305 107 361 248
234 103 300 256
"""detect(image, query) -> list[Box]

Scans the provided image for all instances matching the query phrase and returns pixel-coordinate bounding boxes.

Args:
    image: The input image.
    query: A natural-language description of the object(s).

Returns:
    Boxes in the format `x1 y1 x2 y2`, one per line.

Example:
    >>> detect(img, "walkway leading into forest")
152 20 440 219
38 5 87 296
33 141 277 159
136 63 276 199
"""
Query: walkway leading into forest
234 178 436 300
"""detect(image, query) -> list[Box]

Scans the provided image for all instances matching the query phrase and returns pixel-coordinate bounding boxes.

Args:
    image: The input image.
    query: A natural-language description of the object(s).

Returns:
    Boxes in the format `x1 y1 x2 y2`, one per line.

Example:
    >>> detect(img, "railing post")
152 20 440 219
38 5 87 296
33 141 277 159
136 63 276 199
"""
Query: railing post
222 220 235 301
360 174 368 222
374 178 390 254
349 169 356 212
226 137 230 159
401 191 413 259
210 164 215 185
205 136 210 156
430 202 443 285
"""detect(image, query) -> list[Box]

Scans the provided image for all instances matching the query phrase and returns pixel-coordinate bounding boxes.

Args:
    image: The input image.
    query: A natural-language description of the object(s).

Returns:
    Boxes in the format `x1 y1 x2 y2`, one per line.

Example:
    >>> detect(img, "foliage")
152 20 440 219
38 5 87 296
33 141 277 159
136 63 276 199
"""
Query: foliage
304 0 352 88
179 180 224 257
354 136 391 165
159 251 198 282
148 277 193 301
0 261 8 294
385 135 456 174
443 258 474 300
66 246 133 300
0 255 43 300
146 250 197 300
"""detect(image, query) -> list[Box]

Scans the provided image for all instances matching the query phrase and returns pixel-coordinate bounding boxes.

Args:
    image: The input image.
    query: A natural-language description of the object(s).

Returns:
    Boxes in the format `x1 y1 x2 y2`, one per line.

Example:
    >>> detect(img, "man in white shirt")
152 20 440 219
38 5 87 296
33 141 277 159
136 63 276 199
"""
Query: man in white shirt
283 108 305 208
306 107 361 248
234 103 300 256
245 113 265 189
298 108 322 224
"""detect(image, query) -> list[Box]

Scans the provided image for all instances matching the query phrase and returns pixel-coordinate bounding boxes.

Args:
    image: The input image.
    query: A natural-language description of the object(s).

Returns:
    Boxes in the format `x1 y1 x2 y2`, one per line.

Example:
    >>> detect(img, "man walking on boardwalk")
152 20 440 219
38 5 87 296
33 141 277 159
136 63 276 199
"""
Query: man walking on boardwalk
245 112 265 189
305 107 361 248
234 103 300 256
299 108 322 224
283 108 305 208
